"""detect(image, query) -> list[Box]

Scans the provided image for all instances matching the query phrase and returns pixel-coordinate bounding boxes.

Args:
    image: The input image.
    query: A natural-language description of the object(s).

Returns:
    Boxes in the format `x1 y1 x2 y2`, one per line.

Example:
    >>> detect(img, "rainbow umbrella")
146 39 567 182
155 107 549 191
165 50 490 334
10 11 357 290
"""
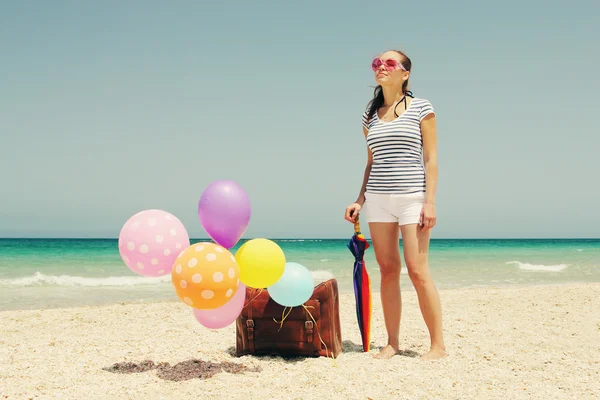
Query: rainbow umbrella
347 213 372 352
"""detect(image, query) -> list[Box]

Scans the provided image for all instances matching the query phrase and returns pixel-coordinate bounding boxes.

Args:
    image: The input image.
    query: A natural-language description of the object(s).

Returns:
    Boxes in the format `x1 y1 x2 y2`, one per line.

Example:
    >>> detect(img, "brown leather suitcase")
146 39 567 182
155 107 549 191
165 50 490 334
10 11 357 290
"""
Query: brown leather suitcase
235 278 343 358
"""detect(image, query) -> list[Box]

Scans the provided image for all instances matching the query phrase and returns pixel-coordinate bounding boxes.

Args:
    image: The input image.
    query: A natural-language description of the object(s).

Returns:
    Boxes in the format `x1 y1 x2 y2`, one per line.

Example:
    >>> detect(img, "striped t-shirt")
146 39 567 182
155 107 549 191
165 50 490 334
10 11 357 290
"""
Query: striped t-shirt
361 97 435 195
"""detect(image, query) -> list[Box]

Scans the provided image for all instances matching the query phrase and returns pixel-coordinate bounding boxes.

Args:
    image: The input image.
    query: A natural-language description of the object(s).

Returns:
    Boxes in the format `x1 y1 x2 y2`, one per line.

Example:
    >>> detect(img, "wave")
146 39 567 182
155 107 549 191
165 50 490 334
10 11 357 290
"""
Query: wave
0 272 172 287
0 270 342 288
506 261 569 272
311 270 334 285
277 239 323 242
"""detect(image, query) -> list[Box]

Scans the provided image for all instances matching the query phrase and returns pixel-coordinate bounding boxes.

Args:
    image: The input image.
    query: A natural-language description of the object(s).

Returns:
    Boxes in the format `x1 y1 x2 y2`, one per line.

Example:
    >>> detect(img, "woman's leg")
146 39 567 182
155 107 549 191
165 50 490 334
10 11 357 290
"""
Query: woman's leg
399 223 446 360
369 222 402 359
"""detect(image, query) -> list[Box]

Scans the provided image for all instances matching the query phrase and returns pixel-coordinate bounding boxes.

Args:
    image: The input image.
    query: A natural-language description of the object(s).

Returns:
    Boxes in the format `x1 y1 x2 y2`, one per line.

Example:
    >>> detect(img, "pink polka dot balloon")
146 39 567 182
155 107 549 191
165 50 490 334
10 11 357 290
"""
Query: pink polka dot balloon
118 209 191 277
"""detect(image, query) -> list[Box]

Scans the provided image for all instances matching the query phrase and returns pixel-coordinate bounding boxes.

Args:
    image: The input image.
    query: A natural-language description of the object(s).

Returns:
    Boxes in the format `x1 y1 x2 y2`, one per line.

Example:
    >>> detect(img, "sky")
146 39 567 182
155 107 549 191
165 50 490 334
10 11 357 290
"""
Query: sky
0 0 598 239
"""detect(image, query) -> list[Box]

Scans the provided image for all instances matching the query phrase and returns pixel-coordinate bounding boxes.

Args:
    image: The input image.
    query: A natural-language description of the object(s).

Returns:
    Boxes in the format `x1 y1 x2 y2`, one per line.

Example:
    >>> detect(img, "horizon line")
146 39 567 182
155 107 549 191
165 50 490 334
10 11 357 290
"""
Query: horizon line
1 236 598 241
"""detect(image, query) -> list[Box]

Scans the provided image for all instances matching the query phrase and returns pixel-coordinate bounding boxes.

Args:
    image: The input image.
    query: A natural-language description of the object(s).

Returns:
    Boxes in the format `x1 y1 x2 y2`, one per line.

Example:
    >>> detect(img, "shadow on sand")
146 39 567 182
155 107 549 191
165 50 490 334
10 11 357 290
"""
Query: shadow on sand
346 341 420 358
368 345 420 358
227 340 382 362
102 359 262 381
396 349 420 358
225 346 314 363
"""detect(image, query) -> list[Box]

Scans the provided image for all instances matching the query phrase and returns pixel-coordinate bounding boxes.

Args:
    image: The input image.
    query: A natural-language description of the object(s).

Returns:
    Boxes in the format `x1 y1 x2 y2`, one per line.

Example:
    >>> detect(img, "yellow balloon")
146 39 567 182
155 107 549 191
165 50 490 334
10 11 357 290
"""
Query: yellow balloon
235 238 285 288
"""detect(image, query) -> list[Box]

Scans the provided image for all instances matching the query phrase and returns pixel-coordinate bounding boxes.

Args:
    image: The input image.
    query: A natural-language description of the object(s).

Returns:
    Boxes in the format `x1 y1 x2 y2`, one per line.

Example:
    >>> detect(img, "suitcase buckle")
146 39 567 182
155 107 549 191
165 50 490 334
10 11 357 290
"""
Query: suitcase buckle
246 319 255 340
305 321 314 343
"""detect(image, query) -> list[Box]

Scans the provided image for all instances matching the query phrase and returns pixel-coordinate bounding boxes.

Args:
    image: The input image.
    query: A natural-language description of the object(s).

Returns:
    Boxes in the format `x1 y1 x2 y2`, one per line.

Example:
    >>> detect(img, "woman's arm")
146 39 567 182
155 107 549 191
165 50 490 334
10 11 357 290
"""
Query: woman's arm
421 113 438 205
420 112 438 231
355 127 373 206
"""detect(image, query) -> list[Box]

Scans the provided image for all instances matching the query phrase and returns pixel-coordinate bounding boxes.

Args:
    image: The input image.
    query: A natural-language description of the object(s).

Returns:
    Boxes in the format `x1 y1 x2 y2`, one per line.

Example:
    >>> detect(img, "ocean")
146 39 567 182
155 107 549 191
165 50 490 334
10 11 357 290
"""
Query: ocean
0 238 598 311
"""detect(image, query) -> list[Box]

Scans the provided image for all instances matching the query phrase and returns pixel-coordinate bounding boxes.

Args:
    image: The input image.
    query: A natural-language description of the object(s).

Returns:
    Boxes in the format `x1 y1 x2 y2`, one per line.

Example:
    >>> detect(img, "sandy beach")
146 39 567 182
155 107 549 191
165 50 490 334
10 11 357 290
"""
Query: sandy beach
1 283 599 400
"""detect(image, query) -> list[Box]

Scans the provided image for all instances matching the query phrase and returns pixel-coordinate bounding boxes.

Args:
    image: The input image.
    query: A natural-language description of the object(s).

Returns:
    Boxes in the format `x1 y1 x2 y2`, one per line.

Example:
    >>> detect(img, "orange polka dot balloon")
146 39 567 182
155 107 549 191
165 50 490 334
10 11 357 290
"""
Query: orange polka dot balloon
171 242 240 310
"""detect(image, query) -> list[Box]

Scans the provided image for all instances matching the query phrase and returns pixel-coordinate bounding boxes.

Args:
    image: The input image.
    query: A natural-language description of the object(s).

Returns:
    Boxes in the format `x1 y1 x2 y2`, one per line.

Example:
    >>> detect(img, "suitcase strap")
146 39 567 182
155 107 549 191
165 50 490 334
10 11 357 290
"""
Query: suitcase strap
247 304 255 353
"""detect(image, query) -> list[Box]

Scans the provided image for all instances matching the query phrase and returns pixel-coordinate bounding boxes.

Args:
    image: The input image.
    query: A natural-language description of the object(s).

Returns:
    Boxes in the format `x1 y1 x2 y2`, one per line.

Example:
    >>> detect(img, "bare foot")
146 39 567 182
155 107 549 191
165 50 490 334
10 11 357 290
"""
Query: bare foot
420 347 447 361
373 345 398 359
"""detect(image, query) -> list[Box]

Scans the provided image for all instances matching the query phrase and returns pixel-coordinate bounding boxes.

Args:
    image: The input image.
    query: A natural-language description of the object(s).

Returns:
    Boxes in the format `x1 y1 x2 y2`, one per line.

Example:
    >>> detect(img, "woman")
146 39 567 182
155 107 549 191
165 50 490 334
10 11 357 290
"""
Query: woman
344 49 446 360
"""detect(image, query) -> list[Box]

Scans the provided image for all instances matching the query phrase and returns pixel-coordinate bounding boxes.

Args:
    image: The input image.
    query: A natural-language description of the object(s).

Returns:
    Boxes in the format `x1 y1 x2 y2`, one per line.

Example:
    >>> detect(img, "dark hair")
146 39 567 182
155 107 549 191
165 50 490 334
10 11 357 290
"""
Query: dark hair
366 49 413 122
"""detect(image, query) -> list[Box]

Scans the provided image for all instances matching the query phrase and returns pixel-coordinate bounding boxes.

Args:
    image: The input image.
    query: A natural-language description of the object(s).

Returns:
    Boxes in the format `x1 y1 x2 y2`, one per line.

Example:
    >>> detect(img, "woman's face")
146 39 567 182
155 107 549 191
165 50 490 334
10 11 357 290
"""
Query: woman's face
372 51 409 87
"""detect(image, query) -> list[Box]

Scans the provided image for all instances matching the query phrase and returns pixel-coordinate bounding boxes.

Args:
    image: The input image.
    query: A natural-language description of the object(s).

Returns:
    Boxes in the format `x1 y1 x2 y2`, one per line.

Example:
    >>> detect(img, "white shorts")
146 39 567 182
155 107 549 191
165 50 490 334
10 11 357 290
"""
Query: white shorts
363 192 425 226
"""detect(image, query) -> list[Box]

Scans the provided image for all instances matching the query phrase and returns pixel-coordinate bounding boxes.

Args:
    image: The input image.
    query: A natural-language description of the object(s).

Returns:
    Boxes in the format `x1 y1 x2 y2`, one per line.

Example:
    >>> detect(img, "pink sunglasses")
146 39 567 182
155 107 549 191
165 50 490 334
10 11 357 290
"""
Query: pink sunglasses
371 57 407 72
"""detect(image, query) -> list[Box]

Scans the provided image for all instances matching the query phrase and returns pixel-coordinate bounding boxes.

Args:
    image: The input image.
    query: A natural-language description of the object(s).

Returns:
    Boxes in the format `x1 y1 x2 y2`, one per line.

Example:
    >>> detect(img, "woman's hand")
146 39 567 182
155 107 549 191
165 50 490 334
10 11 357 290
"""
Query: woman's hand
420 203 436 231
344 202 362 223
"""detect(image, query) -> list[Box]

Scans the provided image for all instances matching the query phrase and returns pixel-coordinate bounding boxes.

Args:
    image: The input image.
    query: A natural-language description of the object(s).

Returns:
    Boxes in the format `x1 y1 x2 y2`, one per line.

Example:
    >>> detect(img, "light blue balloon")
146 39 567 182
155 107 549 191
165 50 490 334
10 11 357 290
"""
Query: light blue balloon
268 262 315 307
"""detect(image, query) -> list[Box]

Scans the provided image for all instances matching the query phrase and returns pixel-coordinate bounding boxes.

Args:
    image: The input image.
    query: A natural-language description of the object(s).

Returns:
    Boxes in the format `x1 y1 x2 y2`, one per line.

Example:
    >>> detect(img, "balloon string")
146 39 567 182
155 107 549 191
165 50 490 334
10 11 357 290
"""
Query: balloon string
243 289 264 308
272 307 293 332
302 305 337 366
273 305 337 366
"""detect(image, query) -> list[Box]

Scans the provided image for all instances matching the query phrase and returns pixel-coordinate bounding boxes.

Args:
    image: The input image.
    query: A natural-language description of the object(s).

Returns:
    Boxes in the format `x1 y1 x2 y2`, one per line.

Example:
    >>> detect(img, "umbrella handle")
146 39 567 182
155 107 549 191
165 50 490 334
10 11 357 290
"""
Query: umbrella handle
354 213 361 235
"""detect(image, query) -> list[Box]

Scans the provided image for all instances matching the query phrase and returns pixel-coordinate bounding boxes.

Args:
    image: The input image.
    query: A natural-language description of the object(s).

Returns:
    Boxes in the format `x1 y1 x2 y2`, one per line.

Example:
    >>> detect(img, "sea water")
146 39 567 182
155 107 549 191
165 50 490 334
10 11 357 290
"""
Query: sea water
0 238 598 311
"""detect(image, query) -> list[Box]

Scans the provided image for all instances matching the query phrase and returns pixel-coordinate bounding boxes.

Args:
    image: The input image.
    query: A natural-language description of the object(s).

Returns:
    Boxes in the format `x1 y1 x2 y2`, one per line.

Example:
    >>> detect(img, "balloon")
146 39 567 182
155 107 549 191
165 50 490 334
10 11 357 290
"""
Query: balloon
235 238 285 289
268 262 315 307
171 242 240 310
118 209 190 277
198 180 251 249
193 282 247 329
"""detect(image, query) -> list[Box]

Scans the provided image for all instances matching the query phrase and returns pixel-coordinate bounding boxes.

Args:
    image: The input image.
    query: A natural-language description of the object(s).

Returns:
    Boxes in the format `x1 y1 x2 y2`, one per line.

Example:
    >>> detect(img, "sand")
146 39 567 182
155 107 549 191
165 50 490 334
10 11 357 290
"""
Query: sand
1 283 599 400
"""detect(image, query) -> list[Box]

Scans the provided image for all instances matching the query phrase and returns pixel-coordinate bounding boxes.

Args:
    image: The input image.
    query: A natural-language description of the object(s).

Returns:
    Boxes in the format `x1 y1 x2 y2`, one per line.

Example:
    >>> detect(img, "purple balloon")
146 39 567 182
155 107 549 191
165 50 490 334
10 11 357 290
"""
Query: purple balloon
193 283 247 329
198 180 251 249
